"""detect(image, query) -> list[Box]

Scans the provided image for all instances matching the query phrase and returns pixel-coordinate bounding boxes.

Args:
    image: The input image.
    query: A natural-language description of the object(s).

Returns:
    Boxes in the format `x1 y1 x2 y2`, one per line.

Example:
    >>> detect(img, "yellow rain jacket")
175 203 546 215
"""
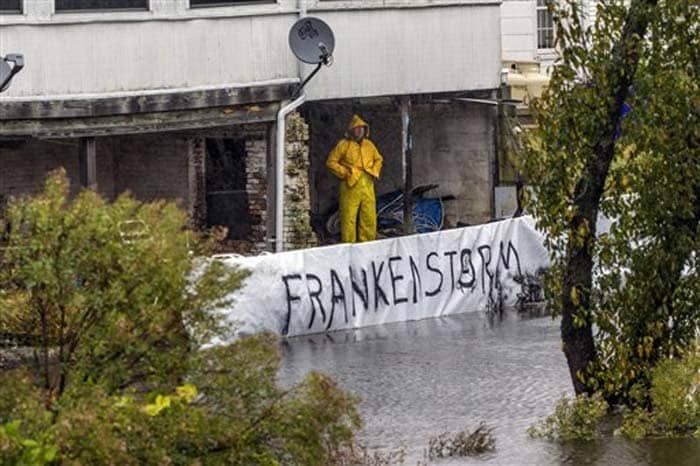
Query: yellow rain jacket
326 115 384 243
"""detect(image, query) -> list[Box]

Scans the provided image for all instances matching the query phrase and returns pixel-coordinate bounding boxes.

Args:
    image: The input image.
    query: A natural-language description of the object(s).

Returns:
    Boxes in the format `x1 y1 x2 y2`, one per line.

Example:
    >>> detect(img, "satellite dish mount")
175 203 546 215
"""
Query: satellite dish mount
288 17 335 98
0 54 25 93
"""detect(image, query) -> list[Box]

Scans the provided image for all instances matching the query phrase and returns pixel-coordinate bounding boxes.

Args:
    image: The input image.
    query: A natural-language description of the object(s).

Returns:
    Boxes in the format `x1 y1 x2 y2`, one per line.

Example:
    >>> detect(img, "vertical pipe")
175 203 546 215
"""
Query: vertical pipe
401 96 413 235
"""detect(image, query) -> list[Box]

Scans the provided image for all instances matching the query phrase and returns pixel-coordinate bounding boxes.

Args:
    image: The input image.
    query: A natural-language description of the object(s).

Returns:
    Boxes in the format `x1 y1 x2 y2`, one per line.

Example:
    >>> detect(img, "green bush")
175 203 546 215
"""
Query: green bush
619 352 700 439
527 393 608 441
0 170 361 465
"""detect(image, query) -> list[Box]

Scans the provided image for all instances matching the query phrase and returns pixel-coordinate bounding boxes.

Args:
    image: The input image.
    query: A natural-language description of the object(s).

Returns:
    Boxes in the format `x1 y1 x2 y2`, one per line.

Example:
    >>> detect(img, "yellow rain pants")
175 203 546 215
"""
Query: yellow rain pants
339 171 377 243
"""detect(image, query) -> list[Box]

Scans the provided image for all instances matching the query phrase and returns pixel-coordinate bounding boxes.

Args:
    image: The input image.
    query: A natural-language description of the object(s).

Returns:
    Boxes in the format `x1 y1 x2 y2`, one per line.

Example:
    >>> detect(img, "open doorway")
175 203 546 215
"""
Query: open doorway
204 138 251 240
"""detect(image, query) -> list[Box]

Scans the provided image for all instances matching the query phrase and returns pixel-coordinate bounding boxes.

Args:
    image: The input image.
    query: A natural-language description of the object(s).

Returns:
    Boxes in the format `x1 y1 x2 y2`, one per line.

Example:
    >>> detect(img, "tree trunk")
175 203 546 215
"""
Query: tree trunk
560 0 657 395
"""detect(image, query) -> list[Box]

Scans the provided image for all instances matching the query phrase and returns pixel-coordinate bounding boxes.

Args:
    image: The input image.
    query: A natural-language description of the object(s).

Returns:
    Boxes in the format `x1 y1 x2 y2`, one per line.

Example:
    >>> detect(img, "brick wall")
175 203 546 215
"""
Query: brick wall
0 139 114 202
244 138 268 253
105 134 191 208
284 112 317 251
1 127 275 255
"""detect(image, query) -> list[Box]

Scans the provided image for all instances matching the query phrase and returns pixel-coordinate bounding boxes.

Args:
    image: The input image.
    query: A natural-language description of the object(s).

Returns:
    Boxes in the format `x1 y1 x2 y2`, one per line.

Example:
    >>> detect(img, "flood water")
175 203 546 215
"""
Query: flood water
277 312 700 465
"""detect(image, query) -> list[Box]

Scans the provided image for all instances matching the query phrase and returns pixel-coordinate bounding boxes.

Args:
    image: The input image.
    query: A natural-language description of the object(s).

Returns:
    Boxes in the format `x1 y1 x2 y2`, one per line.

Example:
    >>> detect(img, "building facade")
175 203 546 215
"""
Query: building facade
1 0 503 252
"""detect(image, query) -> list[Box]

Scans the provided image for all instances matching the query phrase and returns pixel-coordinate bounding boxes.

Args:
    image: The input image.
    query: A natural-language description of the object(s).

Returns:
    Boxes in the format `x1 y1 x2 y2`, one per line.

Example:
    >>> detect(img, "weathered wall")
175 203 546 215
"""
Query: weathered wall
412 102 496 226
0 128 275 252
0 139 114 201
501 0 537 62
101 134 191 207
284 112 317 251
304 99 496 237
0 1 500 101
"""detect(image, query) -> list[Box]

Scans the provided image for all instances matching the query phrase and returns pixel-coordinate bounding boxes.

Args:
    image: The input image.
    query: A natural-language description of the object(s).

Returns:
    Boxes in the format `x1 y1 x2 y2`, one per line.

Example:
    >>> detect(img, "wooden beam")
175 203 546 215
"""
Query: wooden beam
0 83 294 121
0 103 280 139
400 96 413 235
79 137 97 189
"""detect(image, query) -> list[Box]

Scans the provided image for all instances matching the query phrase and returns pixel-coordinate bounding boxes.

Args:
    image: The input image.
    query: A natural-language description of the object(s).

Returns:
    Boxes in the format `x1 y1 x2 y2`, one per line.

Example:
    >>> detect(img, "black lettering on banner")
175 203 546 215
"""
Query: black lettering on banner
425 252 444 297
499 240 522 276
281 274 303 336
306 273 326 329
444 250 458 292
329 269 348 329
458 248 476 290
350 266 369 316
372 261 390 310
388 256 408 305
477 245 493 294
409 255 423 304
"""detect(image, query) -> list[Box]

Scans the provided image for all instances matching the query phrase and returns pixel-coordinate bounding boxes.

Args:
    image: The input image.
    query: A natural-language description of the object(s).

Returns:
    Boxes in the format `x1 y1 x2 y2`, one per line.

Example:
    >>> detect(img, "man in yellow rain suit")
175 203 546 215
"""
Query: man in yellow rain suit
326 115 384 243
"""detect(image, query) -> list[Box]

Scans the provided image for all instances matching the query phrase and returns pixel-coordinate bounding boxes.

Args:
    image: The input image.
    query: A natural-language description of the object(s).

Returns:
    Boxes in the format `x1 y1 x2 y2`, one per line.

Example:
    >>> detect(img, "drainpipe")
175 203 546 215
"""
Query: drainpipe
273 0 310 253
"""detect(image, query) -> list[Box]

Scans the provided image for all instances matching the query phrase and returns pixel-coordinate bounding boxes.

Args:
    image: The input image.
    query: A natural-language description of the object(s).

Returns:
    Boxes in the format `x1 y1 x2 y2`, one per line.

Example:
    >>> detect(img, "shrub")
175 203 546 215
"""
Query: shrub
0 171 362 464
527 393 608 441
619 351 700 439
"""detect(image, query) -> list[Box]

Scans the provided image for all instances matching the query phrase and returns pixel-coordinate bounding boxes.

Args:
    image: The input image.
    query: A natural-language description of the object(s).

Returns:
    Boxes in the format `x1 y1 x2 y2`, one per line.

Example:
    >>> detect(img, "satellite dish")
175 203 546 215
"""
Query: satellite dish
0 54 25 93
0 60 13 93
289 17 335 65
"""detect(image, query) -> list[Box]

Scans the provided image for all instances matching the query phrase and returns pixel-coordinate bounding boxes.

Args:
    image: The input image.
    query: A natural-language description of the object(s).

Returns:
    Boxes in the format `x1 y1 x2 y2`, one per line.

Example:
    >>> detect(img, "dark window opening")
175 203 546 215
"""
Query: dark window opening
190 0 268 8
0 0 22 13
205 138 251 240
55 0 148 12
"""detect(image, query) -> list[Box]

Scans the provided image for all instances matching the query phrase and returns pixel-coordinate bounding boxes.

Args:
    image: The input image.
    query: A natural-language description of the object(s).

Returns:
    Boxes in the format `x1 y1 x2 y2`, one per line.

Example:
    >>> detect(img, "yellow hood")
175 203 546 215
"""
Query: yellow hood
346 114 370 137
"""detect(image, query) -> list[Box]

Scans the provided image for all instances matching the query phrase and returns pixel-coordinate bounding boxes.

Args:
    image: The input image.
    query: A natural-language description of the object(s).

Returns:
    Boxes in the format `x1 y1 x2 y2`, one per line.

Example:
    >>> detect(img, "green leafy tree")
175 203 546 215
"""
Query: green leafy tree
520 0 700 406
0 170 361 464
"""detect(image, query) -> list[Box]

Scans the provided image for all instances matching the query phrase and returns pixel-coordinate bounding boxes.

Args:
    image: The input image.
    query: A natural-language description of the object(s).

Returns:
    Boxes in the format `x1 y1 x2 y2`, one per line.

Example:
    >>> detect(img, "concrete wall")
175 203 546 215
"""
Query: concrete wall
0 0 500 101
305 99 495 234
412 102 495 226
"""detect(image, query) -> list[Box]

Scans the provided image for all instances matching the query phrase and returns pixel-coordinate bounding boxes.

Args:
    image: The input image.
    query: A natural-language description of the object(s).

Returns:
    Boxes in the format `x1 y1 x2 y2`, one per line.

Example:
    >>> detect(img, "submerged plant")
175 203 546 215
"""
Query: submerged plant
427 423 496 459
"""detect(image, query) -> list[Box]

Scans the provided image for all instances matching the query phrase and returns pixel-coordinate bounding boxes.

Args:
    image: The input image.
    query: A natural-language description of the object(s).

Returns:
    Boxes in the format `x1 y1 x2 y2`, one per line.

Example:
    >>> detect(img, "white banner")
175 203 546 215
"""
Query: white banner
210 216 550 342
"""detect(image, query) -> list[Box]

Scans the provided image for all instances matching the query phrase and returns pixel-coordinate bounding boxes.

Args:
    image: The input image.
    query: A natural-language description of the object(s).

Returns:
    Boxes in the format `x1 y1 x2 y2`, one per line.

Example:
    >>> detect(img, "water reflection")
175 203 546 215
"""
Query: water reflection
277 312 700 465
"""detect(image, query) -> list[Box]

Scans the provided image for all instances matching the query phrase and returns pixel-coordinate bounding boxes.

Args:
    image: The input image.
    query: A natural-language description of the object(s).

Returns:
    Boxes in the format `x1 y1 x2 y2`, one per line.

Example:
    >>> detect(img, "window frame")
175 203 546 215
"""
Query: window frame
536 0 555 51
53 0 151 14
188 0 273 9
0 0 23 14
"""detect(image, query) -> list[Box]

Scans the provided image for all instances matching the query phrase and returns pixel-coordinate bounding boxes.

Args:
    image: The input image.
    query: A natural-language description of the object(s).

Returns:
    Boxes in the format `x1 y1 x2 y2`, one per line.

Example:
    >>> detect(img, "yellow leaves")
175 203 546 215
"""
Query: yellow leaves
143 384 197 417
571 287 581 306
144 395 172 417
175 384 198 404
620 174 632 190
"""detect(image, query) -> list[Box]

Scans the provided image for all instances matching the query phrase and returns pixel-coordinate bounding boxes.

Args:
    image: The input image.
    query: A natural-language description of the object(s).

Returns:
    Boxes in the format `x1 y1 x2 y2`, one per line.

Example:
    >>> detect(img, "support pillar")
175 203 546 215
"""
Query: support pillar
79 137 96 189
400 97 413 235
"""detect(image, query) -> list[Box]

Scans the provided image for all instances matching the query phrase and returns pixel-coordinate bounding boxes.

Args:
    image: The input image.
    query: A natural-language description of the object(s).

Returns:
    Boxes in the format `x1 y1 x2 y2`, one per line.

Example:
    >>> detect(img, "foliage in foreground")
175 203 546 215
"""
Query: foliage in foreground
520 0 700 438
0 171 361 464
528 393 608 442
529 350 700 441
618 352 700 440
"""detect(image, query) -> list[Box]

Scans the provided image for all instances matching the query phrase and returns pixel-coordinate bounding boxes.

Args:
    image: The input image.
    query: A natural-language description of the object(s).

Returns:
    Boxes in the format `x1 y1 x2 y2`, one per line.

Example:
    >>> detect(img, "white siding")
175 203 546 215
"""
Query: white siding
305 5 502 100
500 0 536 62
0 0 501 101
